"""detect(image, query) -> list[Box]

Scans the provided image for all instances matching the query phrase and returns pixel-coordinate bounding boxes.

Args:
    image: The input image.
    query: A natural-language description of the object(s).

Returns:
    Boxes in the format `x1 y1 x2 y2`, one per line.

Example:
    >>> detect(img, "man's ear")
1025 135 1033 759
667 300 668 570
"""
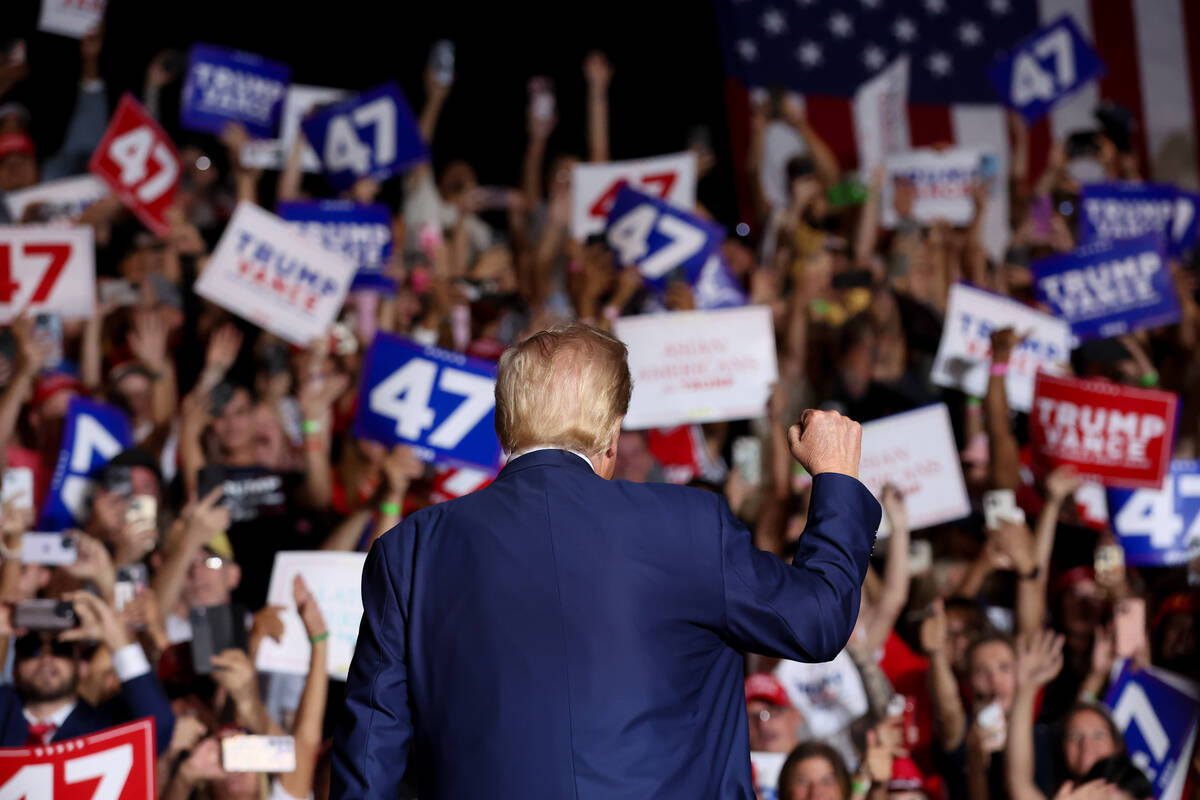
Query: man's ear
606 423 622 459
225 563 242 592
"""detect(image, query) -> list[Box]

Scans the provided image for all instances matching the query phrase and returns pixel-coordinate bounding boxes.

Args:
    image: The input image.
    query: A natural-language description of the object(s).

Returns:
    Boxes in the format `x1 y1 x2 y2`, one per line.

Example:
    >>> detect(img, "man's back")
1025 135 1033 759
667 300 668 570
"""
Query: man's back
334 449 879 799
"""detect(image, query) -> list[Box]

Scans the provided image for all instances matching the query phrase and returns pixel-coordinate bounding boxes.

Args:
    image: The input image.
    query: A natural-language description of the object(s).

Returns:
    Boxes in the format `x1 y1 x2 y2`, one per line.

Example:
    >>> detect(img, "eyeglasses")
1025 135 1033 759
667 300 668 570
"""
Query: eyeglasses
751 707 787 723
14 634 77 662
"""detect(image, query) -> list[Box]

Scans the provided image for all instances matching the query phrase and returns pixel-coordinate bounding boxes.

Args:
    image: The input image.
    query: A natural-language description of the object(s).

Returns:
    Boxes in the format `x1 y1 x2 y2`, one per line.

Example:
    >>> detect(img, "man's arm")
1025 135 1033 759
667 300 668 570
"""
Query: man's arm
333 533 414 800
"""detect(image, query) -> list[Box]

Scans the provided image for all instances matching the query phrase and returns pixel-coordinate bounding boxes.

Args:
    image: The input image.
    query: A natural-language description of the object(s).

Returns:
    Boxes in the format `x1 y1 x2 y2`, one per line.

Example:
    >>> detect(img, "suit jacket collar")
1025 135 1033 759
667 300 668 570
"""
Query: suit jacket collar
497 448 597 480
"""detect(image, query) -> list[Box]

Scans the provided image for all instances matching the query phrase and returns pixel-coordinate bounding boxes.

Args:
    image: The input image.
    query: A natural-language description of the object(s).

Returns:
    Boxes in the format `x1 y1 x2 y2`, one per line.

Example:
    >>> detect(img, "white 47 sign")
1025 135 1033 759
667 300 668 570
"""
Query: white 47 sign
0 226 95 323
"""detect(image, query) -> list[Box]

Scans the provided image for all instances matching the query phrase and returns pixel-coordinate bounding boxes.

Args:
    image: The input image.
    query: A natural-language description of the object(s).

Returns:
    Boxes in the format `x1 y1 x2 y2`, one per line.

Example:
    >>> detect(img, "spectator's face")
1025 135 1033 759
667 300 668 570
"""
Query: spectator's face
251 405 288 468
130 465 160 499
1063 709 1117 778
14 636 79 703
747 699 801 752
969 641 1016 712
613 432 652 482
116 372 153 421
214 388 255 455
183 552 240 608
785 756 843 800
0 152 36 192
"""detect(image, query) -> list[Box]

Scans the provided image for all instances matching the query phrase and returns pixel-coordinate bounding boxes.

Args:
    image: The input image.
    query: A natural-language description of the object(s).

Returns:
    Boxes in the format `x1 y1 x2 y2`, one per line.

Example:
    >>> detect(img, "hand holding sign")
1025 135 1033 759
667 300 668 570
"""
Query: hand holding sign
89 94 181 236
605 185 723 289
787 409 862 479
988 16 1104 122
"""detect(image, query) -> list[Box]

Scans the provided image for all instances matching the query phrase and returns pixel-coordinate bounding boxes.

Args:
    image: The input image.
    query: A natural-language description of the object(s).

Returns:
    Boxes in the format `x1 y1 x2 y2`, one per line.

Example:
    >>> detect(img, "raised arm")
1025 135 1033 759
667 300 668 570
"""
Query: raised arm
860 485 910 654
781 95 840 188
922 599 968 752
583 52 612 163
986 328 1023 491
1006 630 1065 800
278 576 330 800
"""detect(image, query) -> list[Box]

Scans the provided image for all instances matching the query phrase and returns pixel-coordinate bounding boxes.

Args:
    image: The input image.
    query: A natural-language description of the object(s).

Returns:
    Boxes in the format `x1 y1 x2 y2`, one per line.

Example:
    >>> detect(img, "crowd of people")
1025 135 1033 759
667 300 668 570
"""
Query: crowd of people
0 21 1197 800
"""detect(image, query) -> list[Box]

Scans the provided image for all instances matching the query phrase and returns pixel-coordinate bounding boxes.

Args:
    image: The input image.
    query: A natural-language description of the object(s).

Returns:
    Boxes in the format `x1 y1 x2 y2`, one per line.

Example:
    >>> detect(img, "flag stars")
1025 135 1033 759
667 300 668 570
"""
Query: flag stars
796 40 824 68
863 45 887 71
927 51 952 76
893 17 918 42
958 21 982 46
828 12 854 38
859 0 881 7
736 39 758 61
924 0 947 14
761 8 788 36
989 0 1011 14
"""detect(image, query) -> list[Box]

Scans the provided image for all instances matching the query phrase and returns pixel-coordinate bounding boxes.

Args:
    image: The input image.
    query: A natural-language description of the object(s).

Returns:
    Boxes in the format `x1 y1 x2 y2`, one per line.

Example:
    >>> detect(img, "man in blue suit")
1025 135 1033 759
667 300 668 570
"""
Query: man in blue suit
334 324 879 799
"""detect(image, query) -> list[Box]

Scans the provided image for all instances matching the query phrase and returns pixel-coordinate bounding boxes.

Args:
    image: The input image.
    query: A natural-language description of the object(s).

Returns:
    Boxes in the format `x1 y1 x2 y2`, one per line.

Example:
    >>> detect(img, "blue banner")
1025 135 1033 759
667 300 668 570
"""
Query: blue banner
1170 190 1200 258
1107 460 1200 567
278 201 394 291
987 16 1104 122
1078 182 1175 247
1033 235 1180 342
353 333 503 470
694 254 747 310
1105 662 1200 800
180 44 291 138
38 397 133 531
301 82 428 192
605 185 725 290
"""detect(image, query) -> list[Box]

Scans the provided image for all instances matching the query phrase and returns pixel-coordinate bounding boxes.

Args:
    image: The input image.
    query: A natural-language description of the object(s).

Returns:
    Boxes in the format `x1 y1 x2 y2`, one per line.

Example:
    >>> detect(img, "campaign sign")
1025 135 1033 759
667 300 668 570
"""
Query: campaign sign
353 333 503 470
853 55 910 173
181 44 291 138
693 254 747 310
571 151 698 239
774 652 869 736
88 93 181 237
1033 235 1180 342
1170 190 1200 257
38 397 132 531
1031 373 1178 489
278 201 394 291
615 306 777 430
1107 461 1200 567
1078 182 1174 248
240 84 350 172
302 82 428 192
0 717 156 800
0 225 95 323
860 404 971 535
881 148 984 228
255 551 367 681
1105 662 1200 800
37 0 106 38
987 15 1104 122
195 201 355 345
751 751 786 800
4 175 109 224
931 283 1072 413
605 185 723 289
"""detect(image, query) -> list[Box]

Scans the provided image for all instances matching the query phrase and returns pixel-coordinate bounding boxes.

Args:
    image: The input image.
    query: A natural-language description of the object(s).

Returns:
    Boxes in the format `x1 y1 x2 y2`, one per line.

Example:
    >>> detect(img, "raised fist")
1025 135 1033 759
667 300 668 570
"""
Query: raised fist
786 409 862 479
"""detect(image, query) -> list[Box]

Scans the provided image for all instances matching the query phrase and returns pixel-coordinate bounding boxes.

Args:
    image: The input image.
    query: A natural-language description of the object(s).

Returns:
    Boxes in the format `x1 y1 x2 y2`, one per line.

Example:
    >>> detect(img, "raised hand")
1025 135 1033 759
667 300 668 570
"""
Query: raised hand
60 590 129 651
881 484 908 532
293 574 328 642
1016 629 1065 688
583 51 613 90
786 409 862 478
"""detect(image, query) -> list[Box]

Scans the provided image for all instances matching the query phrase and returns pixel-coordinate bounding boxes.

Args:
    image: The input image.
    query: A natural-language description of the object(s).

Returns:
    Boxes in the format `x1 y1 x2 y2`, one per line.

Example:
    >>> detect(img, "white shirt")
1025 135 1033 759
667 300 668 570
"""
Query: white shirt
508 446 595 473
23 643 151 743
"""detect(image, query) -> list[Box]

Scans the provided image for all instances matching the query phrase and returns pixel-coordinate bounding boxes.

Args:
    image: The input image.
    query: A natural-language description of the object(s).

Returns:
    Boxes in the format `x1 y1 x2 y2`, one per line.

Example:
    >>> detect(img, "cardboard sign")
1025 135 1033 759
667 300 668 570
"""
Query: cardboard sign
853 56 910 173
301 82 428 191
38 397 132 531
571 152 697 239
240 84 350 172
1107 460 1200 566
254 551 367 681
1031 373 1178 489
1105 662 1200 800
37 0 106 38
0 225 95 323
605 185 724 288
0 717 156 800
4 175 109 224
988 15 1105 122
1170 190 1200 257
1033 235 1180 342
429 466 495 504
195 201 355 345
615 306 777 430
1078 182 1175 247
693 254 747 310
181 44 291 138
859 404 970 535
199 465 287 524
353 333 503 470
277 200 394 291
931 283 1072 412
774 652 869 737
88 94 181 237
881 148 986 228
751 751 786 800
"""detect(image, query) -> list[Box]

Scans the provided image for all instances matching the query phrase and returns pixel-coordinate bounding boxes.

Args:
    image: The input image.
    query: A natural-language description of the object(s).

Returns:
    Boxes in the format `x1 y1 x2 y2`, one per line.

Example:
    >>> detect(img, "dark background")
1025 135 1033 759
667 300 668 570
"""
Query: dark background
5 0 741 227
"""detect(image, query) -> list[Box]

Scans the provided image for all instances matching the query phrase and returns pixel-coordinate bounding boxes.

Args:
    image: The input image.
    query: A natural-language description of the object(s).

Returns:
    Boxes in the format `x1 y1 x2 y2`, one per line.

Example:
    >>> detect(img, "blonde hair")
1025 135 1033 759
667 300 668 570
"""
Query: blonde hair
495 324 632 457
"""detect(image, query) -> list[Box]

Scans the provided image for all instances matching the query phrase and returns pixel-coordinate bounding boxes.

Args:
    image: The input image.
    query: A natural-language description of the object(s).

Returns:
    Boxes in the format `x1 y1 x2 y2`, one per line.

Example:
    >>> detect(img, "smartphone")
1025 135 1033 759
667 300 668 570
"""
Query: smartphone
125 495 157 533
14 599 78 631
732 436 762 487
221 735 296 773
330 322 358 356
907 539 933 576
1067 158 1106 183
189 603 247 675
1094 543 1125 580
429 40 455 87
98 279 141 308
197 465 228 506
528 76 555 121
1113 598 1146 659
1 467 33 512
114 563 149 614
1066 130 1101 160
979 153 998 182
32 314 63 371
21 532 77 566
983 489 1025 530
975 700 1007 751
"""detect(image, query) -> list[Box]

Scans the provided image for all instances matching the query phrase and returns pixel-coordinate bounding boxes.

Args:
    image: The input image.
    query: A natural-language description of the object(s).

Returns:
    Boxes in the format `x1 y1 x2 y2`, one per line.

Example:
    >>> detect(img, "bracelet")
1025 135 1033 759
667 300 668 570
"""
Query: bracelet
309 632 329 645
852 778 871 795
965 396 983 408
1139 370 1158 387
302 419 323 435
1019 565 1041 581
379 501 401 516
989 362 1009 377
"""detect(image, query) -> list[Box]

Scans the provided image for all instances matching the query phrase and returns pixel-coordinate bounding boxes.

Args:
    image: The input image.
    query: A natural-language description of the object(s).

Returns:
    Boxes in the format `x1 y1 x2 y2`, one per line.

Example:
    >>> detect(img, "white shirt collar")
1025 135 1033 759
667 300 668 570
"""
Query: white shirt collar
508 446 596 473
24 699 76 735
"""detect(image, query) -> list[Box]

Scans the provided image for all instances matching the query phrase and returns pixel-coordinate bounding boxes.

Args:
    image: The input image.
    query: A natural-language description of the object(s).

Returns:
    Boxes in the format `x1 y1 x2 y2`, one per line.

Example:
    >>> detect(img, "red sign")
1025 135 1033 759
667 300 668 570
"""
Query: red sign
88 94 181 237
0 718 156 800
1031 372 1179 489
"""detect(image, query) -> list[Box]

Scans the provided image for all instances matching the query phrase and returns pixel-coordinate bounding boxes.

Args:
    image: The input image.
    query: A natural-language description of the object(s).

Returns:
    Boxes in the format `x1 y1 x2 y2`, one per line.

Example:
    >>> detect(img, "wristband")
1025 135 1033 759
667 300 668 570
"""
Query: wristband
1019 565 1041 581
852 779 871 795
965 396 983 408
302 419 323 435
989 362 1008 377
379 501 401 516
309 632 329 645
1139 370 1159 387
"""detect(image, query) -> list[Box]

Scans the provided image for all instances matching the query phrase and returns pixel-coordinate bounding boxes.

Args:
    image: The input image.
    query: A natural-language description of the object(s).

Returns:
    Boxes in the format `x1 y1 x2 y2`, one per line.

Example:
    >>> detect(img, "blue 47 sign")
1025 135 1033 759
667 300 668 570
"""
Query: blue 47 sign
353 334 503 470
605 185 724 289
1107 461 1200 567
277 200 394 291
38 397 132 531
1105 662 1200 800
301 82 428 192
988 16 1104 122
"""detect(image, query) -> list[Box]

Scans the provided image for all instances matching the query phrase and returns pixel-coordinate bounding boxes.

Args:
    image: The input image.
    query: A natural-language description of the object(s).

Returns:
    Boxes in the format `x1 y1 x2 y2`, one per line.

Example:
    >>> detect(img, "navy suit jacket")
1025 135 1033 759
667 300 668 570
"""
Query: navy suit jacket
333 449 880 799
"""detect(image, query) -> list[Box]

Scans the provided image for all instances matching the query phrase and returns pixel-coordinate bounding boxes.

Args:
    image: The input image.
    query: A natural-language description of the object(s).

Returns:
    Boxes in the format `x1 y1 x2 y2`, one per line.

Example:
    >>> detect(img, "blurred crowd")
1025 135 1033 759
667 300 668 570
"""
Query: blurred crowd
0 22 1197 800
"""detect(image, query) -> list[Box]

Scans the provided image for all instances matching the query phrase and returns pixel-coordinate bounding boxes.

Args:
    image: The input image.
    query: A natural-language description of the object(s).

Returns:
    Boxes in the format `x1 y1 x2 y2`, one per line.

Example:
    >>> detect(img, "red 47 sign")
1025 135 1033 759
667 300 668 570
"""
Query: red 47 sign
0 717 155 800
0 225 95 323
88 93 181 237
569 151 697 239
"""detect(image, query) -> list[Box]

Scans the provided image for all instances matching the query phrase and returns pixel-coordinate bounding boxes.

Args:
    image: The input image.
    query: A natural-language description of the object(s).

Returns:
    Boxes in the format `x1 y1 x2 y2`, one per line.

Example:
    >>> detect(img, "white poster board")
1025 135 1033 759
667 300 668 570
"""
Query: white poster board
881 147 982 228
240 84 350 172
0 225 95 323
571 151 697 239
254 550 367 681
195 201 355 345
931 283 1072 412
615 306 778 429
4 175 109 223
37 0 106 38
859 404 970 535
853 56 910 175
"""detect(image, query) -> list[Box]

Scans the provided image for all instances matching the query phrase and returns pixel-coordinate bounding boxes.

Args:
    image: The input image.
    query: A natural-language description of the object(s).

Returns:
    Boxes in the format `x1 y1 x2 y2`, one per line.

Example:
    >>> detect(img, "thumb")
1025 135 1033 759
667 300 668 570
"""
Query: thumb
787 423 803 455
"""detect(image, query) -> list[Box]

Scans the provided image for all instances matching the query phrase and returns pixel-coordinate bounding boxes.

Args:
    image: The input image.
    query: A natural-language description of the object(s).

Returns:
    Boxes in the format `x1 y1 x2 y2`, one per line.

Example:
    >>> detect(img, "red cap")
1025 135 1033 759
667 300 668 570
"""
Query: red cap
744 673 792 708
889 757 925 792
32 373 84 406
0 131 34 160
1152 592 1199 632
1052 565 1097 597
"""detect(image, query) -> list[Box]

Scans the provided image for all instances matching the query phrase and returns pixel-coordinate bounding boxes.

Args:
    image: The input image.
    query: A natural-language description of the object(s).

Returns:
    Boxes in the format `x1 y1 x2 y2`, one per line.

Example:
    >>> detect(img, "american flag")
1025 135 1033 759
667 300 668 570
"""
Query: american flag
716 0 1200 213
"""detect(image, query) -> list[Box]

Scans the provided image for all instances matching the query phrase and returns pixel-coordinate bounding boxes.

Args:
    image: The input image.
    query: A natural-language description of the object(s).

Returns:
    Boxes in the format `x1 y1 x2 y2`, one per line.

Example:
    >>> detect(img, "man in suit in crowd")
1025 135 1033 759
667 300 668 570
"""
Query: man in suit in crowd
334 323 880 799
